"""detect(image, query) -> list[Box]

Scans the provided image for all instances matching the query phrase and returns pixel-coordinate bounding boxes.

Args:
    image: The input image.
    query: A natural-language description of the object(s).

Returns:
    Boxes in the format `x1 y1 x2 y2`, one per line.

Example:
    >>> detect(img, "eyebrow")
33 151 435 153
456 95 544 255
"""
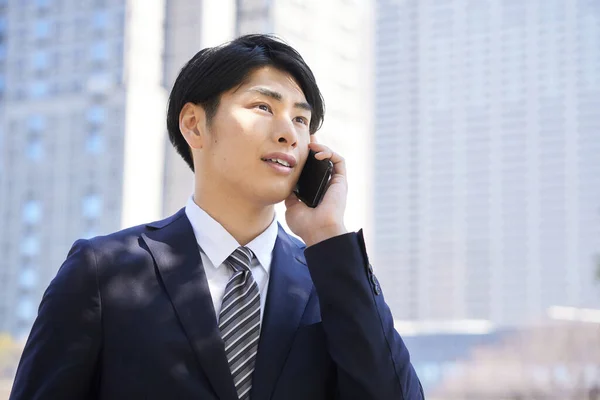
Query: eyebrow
248 87 312 112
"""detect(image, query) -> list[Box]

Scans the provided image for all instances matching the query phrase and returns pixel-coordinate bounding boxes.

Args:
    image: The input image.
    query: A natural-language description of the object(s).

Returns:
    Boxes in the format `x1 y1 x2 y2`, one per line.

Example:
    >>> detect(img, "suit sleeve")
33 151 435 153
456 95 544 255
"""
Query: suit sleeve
10 239 102 400
304 230 424 400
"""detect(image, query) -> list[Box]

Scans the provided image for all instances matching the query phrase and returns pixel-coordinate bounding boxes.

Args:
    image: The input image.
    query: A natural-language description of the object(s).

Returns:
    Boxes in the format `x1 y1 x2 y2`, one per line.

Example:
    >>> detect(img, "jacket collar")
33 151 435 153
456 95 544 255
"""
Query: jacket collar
142 209 314 399
142 209 238 400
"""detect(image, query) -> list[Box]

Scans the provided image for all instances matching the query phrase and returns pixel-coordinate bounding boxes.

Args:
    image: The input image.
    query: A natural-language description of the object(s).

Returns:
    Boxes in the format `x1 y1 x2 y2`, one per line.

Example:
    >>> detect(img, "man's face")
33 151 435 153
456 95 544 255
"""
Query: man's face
196 66 313 206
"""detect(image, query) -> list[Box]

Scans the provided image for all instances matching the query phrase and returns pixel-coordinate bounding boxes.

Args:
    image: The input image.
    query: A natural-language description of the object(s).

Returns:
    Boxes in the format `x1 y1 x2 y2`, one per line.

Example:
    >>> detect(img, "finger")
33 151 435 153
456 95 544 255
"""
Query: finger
308 142 328 152
314 150 333 160
308 142 333 159
329 151 346 178
308 143 346 178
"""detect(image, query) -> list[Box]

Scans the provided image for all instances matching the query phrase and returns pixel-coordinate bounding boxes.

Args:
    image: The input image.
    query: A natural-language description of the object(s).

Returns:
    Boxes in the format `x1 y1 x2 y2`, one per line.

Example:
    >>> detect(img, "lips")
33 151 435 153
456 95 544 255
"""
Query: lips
263 158 291 167
260 152 297 168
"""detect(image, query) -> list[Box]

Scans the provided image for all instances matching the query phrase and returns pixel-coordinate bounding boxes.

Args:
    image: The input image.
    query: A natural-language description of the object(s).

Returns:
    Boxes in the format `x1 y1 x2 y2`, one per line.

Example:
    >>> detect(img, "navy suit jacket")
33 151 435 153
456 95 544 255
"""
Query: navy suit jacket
10 209 423 399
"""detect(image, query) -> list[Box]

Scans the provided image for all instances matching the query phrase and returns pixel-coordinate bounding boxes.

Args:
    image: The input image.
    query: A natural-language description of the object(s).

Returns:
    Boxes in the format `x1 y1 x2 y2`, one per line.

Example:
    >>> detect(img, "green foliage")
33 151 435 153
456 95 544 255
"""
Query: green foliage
0 333 22 379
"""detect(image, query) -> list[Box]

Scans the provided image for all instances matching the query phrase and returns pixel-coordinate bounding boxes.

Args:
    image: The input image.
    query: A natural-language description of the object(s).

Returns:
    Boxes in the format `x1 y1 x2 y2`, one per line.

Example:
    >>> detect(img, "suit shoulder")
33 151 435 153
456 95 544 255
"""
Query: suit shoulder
85 208 186 250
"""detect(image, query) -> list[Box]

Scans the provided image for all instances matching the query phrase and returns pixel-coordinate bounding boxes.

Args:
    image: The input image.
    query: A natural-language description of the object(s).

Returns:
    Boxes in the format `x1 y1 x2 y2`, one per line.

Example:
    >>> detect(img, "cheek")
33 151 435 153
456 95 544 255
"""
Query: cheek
231 108 269 135
209 112 258 162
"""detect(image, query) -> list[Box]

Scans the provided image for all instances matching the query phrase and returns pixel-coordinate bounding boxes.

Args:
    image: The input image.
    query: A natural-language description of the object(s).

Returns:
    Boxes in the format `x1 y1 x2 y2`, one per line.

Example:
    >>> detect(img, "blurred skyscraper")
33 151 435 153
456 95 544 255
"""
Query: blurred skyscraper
0 0 168 337
0 0 374 337
375 0 600 327
161 0 237 217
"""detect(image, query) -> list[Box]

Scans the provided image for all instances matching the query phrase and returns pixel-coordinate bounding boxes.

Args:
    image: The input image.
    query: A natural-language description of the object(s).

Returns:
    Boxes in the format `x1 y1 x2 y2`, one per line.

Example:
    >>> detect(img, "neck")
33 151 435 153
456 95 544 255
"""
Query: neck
193 184 275 246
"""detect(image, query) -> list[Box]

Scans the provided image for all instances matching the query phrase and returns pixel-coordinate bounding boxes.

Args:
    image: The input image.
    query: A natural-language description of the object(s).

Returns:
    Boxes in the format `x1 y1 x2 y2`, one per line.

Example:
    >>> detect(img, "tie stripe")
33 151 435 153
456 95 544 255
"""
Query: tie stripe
221 278 246 303
225 320 261 352
222 308 260 343
229 335 259 371
225 320 260 351
219 246 261 400
220 283 259 317
219 293 260 332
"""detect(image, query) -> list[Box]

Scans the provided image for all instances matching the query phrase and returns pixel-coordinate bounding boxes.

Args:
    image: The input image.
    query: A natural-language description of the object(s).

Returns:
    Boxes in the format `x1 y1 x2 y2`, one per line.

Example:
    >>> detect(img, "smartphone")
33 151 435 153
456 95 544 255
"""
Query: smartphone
293 150 334 208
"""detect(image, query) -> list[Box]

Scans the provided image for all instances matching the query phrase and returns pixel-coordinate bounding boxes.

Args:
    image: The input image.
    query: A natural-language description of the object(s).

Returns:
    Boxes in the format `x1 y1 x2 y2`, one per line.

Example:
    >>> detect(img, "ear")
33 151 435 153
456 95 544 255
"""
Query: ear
179 102 207 150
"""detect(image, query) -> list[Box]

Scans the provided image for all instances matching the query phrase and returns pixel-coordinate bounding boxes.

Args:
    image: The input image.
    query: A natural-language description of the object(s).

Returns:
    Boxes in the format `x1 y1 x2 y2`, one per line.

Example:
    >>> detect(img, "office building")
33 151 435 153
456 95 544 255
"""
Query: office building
375 0 600 326
0 0 167 337
162 0 236 215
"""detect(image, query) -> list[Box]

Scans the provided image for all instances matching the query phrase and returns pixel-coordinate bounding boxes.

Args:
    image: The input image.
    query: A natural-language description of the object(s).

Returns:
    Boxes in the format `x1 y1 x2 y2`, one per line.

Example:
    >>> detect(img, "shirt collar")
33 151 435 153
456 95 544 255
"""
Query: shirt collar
184 196 278 274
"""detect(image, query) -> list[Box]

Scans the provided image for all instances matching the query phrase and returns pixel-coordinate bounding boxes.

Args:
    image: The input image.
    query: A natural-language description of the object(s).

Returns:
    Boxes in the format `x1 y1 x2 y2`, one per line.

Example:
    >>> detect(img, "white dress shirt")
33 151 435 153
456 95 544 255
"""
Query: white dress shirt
185 196 278 324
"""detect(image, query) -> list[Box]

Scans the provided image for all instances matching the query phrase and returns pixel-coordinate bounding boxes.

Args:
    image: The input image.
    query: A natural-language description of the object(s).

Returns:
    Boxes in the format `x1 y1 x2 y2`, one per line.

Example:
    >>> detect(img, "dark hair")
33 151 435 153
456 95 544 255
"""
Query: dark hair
166 34 325 172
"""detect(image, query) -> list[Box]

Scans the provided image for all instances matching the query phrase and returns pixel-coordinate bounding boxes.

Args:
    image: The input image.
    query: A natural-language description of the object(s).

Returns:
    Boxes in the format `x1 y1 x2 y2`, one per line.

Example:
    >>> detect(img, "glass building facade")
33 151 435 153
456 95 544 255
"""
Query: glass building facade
375 0 600 326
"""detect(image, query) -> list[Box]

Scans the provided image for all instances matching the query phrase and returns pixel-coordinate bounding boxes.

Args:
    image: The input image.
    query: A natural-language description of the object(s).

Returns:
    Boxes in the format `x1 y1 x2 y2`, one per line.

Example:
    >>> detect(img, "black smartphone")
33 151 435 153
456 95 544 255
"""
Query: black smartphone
293 150 334 208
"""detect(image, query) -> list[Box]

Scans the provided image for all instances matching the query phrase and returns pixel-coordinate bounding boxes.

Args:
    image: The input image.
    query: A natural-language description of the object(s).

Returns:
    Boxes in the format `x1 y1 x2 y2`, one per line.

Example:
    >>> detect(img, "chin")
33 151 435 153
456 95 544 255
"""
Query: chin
254 184 294 205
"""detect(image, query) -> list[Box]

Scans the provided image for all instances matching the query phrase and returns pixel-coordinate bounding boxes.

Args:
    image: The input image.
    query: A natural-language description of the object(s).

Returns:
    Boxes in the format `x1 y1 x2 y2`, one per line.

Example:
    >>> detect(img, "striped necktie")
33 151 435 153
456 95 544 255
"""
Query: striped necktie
219 246 261 400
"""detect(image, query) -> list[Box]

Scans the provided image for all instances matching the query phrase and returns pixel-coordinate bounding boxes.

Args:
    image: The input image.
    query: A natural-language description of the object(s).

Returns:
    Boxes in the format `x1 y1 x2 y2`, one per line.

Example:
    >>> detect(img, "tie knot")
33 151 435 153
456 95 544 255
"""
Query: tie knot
226 246 253 272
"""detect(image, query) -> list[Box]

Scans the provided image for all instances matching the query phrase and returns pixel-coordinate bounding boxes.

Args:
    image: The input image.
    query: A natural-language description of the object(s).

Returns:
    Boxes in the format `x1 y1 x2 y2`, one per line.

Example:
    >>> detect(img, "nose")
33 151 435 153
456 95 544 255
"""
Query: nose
274 118 298 148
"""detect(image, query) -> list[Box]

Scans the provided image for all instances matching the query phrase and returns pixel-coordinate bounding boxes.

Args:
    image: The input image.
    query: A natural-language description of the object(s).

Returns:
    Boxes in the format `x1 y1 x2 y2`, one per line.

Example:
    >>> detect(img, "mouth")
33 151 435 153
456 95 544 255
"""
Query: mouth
261 158 293 168
260 152 297 176
260 152 297 169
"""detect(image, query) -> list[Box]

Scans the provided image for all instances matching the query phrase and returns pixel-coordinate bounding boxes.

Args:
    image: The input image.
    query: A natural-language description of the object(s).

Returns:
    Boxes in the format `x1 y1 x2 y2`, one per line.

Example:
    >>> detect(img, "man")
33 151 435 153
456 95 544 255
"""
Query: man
10 34 424 399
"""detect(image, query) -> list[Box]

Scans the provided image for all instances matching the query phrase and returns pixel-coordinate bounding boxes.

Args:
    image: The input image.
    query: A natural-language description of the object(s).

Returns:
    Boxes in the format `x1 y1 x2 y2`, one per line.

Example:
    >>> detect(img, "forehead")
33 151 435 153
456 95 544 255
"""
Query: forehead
236 66 307 102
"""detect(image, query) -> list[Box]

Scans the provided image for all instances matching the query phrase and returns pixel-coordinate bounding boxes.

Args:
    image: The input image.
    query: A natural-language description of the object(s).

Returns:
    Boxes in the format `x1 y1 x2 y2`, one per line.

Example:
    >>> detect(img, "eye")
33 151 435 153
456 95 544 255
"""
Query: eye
294 116 309 126
256 103 272 113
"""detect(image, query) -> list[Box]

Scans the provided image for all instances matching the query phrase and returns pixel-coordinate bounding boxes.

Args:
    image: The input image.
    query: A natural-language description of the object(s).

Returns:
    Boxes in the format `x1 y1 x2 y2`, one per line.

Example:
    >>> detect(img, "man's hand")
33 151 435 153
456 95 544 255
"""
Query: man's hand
284 137 348 247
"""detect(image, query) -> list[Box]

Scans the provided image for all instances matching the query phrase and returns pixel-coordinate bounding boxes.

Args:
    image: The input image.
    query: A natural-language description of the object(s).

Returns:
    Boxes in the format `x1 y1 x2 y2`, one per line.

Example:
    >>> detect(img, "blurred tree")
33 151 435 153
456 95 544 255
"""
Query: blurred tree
432 322 600 399
0 333 22 379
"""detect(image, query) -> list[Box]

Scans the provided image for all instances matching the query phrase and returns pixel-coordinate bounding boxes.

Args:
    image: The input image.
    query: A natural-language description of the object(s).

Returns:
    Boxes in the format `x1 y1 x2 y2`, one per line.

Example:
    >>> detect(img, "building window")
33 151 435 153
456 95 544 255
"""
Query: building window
85 129 104 154
23 200 42 224
21 235 40 257
32 51 49 71
34 19 51 40
92 10 109 30
28 114 46 132
30 81 49 98
35 0 51 9
90 42 109 62
82 193 102 219
19 268 38 289
17 297 36 320
86 106 105 124
26 135 43 160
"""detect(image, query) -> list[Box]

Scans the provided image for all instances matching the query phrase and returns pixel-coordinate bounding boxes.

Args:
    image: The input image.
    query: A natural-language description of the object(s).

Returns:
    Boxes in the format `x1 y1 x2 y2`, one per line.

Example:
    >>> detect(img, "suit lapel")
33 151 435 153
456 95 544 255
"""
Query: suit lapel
141 209 238 400
251 225 314 400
